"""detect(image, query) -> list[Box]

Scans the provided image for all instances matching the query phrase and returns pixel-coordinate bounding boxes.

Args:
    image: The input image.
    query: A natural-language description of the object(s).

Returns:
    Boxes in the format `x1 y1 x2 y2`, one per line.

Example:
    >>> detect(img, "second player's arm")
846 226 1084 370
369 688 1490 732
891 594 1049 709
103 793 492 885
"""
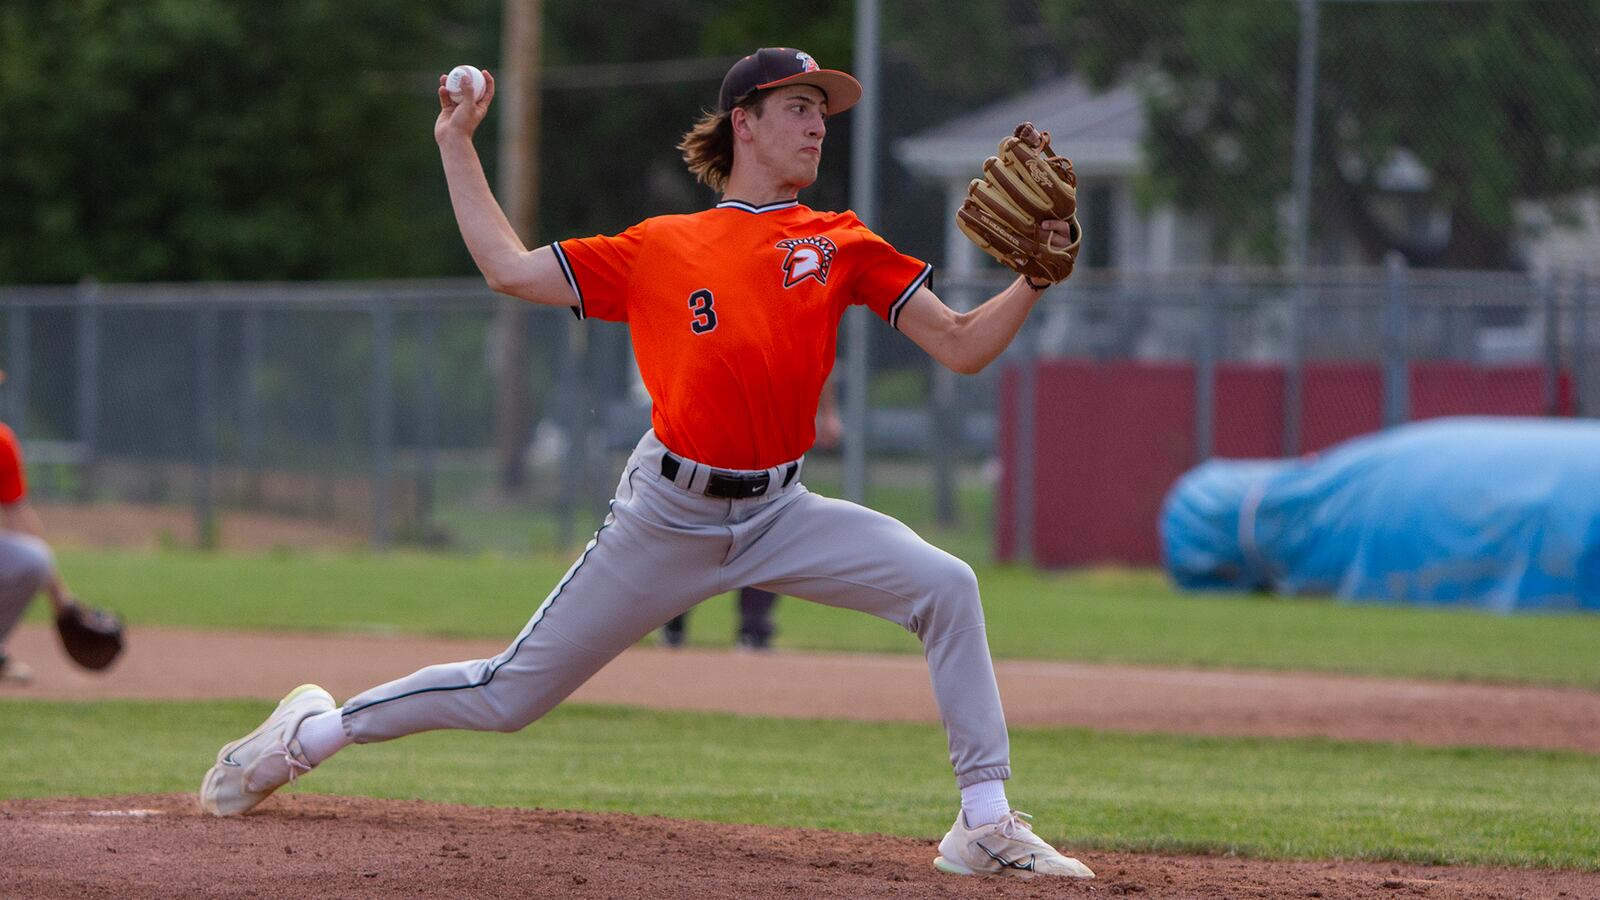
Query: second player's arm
895 277 1046 375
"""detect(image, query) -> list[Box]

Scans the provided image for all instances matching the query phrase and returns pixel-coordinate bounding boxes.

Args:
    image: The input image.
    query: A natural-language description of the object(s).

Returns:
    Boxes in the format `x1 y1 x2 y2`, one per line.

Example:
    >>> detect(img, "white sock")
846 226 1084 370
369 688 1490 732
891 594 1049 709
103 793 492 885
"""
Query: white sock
959 779 1010 827
294 708 353 766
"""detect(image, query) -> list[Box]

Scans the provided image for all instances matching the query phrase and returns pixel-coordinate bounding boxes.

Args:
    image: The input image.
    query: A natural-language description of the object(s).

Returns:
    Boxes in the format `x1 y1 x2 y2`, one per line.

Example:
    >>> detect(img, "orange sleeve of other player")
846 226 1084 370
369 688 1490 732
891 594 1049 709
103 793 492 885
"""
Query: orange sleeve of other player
837 222 932 331
553 221 650 323
0 423 26 505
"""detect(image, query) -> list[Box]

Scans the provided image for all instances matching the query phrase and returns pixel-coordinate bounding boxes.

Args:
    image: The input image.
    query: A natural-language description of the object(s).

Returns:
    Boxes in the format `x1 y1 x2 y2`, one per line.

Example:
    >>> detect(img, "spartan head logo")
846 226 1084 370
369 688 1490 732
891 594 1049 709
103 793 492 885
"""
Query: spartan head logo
795 51 819 73
776 236 838 288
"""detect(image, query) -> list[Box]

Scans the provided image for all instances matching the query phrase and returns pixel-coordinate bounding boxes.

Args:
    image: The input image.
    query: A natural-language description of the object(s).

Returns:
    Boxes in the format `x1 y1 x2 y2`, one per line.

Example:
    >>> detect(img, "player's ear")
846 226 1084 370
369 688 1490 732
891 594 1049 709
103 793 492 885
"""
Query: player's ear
730 106 755 142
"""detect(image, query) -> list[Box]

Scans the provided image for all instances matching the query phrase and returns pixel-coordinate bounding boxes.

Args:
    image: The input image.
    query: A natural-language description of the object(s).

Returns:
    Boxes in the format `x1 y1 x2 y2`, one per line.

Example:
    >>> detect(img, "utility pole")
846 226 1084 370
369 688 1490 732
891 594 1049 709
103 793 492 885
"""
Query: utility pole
492 0 543 490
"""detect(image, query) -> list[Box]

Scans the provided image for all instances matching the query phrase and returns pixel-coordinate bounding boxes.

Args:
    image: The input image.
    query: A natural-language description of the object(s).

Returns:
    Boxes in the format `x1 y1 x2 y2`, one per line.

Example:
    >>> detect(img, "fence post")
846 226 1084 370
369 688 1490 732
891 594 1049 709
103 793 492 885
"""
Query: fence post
1575 272 1589 417
75 278 101 498
1195 280 1219 463
932 186 981 527
556 318 587 553
1013 358 1036 566
6 304 28 439
1542 274 1561 416
242 305 264 504
931 279 969 526
1283 277 1305 457
371 299 395 550
1382 252 1409 427
931 358 958 526
195 303 219 550
418 303 440 529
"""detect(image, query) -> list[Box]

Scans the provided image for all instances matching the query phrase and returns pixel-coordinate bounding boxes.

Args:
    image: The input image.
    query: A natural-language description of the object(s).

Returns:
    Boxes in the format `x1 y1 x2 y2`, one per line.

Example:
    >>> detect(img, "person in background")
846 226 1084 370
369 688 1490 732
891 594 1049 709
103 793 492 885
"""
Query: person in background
0 370 79 685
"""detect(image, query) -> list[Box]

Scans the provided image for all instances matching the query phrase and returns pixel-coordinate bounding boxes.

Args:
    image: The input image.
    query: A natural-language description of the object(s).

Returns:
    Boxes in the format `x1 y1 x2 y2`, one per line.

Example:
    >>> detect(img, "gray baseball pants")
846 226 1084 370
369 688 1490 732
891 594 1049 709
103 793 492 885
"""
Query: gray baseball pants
341 430 1011 787
0 531 53 648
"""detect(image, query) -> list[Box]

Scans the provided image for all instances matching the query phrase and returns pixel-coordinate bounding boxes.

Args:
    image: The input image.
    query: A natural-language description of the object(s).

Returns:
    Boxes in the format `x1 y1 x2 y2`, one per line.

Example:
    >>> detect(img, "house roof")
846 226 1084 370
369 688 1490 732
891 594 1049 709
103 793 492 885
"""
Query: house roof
895 75 1146 182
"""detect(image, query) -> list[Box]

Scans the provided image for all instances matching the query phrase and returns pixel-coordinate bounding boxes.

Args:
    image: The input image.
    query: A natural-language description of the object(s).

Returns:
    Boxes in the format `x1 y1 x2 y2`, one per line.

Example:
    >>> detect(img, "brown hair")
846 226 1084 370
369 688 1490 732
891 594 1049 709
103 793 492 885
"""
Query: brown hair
678 93 767 193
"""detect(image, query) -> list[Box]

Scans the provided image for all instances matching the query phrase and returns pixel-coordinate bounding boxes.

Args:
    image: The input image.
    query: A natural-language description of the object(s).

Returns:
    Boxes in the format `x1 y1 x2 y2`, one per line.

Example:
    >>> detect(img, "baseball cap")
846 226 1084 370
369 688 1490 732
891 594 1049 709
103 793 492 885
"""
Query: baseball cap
717 48 862 114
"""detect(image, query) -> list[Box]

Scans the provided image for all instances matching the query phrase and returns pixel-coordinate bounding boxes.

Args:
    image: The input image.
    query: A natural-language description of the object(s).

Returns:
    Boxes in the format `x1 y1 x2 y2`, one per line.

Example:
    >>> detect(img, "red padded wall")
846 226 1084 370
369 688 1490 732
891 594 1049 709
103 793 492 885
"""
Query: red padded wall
1212 364 1284 458
996 360 1566 567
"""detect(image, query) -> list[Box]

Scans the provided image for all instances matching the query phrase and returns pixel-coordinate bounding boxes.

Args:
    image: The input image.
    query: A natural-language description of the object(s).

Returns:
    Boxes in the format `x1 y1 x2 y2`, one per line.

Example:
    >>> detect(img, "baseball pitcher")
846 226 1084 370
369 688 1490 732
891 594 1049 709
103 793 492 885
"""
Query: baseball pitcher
200 47 1088 880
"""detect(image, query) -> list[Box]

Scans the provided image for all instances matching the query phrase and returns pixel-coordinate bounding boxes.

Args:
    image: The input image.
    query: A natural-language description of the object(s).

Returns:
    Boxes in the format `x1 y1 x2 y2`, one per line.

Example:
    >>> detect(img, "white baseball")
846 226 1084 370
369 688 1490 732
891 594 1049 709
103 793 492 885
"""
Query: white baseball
446 65 485 103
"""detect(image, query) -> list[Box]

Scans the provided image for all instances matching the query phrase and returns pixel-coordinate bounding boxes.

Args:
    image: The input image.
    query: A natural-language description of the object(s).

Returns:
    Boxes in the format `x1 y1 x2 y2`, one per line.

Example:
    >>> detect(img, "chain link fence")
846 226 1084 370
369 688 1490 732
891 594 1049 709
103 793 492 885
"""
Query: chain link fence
986 263 1596 566
1 262 1592 559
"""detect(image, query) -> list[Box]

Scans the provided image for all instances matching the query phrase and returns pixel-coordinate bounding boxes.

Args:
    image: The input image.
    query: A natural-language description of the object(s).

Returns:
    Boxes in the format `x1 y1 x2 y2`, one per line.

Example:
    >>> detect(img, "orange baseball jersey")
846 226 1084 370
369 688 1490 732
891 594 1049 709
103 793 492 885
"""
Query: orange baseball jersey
555 199 931 470
0 423 26 505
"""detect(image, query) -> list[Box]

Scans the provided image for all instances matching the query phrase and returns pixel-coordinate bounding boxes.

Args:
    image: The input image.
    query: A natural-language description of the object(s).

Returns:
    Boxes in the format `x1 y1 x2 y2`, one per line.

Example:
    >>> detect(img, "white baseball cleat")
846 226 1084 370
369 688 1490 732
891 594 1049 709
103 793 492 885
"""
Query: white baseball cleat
199 683 334 816
934 809 1095 879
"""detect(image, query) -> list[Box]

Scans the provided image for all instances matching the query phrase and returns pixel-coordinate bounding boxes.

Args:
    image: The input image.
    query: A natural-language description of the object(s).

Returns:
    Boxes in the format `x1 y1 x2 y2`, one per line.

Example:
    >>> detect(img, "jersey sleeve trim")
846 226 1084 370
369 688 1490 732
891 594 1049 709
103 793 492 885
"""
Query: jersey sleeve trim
887 263 933 331
551 241 585 320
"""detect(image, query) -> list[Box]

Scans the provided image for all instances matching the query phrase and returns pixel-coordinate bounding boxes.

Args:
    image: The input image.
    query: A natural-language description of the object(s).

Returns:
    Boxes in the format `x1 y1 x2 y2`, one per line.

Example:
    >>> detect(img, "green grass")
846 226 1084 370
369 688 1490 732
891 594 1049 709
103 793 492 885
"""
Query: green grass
3 699 1597 870
48 550 1600 687
51 550 568 637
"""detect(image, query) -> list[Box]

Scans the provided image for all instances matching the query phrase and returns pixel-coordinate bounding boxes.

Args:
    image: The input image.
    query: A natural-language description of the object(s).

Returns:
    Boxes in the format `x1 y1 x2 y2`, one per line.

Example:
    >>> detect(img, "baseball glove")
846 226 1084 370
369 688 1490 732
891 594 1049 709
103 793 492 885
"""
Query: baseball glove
55 599 125 671
956 122 1083 286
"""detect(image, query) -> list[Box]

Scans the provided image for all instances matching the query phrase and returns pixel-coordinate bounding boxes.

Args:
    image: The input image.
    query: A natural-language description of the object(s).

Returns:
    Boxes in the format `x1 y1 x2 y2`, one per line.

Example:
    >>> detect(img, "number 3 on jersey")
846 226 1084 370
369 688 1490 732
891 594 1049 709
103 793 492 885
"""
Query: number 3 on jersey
688 289 718 334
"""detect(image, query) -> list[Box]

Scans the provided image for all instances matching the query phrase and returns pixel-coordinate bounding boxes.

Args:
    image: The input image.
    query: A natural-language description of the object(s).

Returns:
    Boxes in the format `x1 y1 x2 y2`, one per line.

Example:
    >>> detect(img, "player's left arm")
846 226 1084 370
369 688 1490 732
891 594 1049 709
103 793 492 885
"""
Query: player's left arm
896 220 1074 375
895 277 1044 375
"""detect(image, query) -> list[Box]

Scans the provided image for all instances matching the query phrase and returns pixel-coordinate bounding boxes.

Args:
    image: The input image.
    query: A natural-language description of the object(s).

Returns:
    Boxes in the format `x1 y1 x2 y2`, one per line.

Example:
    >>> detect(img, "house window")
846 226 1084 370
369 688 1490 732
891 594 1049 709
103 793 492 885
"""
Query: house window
1082 183 1113 268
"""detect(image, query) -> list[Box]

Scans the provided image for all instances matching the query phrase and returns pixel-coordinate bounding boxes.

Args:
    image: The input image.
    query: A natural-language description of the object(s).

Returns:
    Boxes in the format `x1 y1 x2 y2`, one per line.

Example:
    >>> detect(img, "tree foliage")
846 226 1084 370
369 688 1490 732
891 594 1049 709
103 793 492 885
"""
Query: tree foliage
0 0 872 284
0 0 494 283
538 0 855 239
1060 0 1600 267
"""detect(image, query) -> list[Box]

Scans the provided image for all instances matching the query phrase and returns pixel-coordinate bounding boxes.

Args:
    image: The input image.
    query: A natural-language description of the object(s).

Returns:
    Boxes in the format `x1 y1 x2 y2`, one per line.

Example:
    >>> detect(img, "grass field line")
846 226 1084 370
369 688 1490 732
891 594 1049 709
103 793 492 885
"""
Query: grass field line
6 622 1598 754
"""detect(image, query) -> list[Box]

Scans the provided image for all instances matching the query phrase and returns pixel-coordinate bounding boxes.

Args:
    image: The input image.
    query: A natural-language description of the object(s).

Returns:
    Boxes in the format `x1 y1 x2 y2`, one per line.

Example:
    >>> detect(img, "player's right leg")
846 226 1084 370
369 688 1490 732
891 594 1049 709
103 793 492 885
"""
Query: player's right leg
200 442 726 816
725 491 1093 879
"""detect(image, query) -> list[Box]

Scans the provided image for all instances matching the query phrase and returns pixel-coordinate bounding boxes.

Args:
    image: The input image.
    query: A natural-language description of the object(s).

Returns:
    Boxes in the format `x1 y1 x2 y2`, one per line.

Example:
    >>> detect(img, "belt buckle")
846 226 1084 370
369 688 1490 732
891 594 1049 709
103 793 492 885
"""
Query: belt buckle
707 470 769 499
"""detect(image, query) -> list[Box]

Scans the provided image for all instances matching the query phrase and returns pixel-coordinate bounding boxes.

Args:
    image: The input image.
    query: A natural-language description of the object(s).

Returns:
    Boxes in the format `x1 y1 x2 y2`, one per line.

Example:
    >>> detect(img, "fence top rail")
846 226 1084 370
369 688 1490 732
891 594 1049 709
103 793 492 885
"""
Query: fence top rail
942 264 1594 289
2 265 1589 310
0 278 511 310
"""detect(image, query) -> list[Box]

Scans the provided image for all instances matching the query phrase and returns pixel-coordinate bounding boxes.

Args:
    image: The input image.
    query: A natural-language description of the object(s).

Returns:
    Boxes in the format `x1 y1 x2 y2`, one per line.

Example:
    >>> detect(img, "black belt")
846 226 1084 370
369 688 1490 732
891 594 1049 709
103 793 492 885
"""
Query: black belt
660 452 799 499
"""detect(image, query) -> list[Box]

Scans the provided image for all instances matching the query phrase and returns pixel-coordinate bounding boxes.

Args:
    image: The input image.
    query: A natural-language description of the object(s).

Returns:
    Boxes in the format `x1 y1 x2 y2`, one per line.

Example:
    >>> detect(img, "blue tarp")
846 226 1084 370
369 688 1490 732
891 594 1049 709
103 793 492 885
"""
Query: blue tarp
1160 417 1600 611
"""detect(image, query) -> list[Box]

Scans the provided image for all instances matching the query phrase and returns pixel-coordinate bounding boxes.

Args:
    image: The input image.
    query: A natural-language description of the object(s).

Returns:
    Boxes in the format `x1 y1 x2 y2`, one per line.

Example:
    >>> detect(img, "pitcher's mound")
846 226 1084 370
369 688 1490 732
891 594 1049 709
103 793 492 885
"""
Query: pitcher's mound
3 794 1594 898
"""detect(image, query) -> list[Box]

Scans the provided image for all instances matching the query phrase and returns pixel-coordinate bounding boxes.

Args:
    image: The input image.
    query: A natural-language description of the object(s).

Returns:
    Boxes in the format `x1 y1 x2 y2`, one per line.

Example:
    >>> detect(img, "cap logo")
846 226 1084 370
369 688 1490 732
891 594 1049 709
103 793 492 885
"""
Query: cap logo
795 51 819 73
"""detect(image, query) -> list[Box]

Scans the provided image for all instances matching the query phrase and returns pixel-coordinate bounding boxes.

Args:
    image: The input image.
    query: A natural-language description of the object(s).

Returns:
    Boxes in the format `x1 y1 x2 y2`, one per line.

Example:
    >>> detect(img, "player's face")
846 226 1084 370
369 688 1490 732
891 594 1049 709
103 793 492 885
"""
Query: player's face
750 86 828 188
